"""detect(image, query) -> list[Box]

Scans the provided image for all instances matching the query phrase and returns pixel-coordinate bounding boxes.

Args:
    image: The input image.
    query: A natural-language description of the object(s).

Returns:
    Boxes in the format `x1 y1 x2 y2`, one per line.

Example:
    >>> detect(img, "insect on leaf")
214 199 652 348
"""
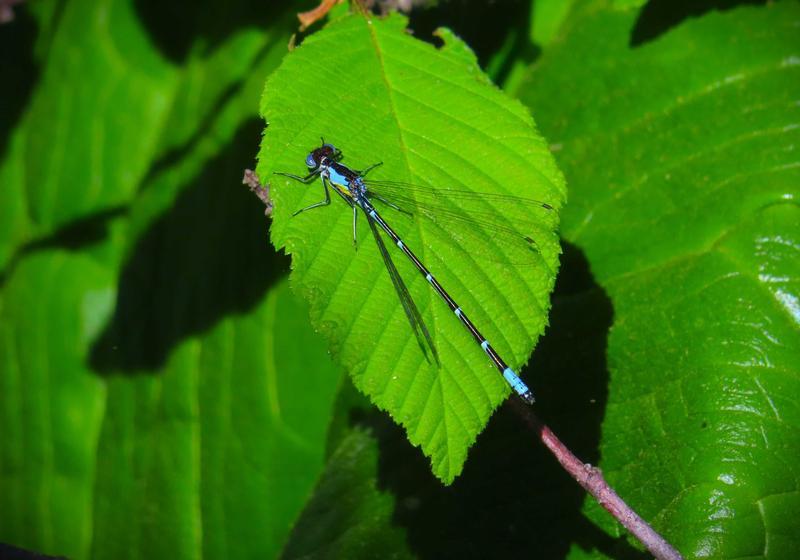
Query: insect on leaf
258 12 566 483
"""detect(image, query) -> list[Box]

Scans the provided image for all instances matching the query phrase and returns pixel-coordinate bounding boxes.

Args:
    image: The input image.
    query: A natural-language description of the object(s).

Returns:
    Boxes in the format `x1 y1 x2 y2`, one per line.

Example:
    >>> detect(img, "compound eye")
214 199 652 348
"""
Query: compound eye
323 143 336 152
305 153 317 168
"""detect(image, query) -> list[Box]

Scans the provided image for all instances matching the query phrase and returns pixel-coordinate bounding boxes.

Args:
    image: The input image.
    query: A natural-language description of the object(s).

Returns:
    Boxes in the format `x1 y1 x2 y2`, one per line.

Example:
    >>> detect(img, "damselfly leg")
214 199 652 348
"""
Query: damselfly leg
359 161 383 176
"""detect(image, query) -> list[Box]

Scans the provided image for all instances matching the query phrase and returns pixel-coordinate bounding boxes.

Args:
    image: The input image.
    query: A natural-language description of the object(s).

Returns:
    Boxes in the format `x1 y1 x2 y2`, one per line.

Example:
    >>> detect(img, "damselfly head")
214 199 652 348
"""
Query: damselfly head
305 142 338 168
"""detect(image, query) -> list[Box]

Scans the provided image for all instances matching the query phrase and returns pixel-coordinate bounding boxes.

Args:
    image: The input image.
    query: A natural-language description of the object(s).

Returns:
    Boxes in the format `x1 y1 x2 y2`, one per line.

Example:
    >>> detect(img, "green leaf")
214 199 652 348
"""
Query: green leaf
282 420 411 559
0 249 343 559
0 0 176 267
532 0 577 46
0 2 345 559
612 0 646 10
0 251 110 558
517 1 800 555
257 12 566 483
0 0 292 268
485 0 577 93
90 280 343 560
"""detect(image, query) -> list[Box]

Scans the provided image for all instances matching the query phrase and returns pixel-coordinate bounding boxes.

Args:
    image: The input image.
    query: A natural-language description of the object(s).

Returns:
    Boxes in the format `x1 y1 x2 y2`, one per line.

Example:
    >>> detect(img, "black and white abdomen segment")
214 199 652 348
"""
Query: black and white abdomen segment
365 206 535 404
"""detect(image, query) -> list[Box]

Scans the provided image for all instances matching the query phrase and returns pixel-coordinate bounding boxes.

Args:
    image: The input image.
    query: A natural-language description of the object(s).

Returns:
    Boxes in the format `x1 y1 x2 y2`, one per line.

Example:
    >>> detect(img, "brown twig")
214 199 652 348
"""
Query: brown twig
297 0 346 31
296 0 435 31
509 398 683 560
242 169 273 217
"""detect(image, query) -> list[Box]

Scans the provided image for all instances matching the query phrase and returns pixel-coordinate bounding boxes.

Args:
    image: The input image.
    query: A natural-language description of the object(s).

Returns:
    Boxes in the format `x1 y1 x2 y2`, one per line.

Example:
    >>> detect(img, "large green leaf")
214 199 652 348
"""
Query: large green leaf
0 250 342 559
0 0 175 267
0 0 291 268
0 2 345 559
0 251 109 558
257 12 566 483
516 1 800 556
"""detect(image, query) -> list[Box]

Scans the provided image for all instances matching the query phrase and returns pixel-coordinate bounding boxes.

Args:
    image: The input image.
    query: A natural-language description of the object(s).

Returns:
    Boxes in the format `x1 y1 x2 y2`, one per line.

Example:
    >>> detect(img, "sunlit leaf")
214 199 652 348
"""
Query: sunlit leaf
258 12 566 483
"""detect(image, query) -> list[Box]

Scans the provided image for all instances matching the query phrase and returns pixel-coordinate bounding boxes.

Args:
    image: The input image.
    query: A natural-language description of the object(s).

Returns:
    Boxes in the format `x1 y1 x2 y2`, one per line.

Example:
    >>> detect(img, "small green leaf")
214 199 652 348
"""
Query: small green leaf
519 0 800 554
258 12 566 483
283 423 411 559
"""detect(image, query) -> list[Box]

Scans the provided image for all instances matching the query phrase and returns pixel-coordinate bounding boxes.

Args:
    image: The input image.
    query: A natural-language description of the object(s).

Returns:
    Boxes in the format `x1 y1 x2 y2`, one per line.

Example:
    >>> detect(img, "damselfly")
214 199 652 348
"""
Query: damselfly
276 141 554 404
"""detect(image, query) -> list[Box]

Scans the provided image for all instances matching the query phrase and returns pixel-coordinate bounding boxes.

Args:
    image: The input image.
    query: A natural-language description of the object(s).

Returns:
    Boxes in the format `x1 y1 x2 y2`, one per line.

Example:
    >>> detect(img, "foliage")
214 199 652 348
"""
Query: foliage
0 0 797 559
1 1 341 559
520 3 800 555
258 12 565 483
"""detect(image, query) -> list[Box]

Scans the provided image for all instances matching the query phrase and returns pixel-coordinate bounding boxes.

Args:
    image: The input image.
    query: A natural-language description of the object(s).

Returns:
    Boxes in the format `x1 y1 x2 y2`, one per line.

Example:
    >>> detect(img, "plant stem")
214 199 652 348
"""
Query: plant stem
297 0 345 31
509 398 683 560
242 169 273 216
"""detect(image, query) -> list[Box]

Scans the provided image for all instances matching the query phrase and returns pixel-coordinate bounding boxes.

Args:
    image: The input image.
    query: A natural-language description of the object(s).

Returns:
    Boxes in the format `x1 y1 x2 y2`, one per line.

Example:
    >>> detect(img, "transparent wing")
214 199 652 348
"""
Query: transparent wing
365 210 439 365
363 179 554 209
362 178 558 267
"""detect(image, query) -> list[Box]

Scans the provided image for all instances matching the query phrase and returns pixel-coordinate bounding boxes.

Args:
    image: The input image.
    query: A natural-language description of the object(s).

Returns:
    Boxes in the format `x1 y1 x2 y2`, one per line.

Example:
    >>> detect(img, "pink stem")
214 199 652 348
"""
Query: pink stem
510 399 683 560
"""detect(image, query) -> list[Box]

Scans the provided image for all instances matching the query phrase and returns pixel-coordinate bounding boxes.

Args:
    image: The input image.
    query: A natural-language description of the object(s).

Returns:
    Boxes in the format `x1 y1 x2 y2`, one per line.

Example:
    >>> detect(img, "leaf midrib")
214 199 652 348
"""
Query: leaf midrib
363 15 453 477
